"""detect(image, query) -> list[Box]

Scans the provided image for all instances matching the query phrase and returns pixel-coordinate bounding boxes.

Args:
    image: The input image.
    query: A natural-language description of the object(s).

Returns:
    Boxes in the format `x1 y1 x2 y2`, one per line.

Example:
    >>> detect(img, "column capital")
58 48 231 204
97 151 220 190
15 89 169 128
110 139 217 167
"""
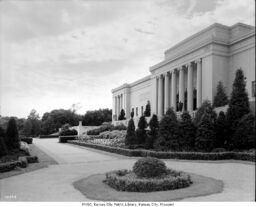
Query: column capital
164 71 170 77
195 58 202 64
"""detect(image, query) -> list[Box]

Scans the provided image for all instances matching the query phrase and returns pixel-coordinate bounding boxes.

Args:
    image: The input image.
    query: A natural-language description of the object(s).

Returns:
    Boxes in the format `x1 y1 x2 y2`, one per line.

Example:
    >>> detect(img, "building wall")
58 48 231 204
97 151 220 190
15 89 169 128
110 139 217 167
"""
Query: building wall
112 22 255 123
129 78 152 118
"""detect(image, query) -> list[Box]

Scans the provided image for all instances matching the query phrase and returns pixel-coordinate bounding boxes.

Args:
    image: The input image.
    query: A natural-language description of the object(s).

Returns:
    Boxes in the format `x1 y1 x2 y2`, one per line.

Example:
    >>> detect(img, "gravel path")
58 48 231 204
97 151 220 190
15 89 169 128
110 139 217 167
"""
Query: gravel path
0 138 254 201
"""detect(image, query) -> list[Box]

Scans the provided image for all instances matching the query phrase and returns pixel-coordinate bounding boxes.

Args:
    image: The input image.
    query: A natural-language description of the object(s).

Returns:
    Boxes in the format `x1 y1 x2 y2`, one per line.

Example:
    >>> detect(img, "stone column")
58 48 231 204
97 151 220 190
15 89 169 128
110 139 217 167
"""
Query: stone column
187 63 193 111
117 95 120 117
164 72 170 113
158 75 163 116
152 76 158 115
196 59 202 108
114 96 117 116
179 67 184 109
171 70 177 111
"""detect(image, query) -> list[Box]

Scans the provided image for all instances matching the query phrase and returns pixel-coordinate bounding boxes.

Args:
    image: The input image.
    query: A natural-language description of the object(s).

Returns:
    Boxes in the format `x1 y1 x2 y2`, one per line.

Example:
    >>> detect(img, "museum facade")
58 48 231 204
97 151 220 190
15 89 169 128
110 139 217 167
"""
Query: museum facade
112 22 255 122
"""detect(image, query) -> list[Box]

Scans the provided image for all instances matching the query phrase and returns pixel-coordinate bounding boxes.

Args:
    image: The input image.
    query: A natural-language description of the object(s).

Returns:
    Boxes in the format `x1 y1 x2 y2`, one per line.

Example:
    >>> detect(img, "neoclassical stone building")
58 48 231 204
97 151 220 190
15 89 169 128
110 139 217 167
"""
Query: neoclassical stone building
112 22 255 122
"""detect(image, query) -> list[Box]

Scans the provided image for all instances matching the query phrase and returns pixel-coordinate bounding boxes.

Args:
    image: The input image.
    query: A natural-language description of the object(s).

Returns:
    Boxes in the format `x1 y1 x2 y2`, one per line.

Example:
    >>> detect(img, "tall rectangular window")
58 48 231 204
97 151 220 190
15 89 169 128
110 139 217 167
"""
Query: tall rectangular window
136 107 138 116
141 106 144 116
252 81 256 97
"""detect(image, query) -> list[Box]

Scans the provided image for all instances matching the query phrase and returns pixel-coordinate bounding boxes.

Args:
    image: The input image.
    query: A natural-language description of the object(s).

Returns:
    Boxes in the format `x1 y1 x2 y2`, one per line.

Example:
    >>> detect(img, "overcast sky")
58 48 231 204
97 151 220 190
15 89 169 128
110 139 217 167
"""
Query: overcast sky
0 0 254 118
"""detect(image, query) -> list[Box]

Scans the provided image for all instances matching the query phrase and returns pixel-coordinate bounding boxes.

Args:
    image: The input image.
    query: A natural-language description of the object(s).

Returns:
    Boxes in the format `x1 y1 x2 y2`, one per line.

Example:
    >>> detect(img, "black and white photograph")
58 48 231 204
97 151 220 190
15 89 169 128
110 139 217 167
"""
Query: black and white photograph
0 0 255 205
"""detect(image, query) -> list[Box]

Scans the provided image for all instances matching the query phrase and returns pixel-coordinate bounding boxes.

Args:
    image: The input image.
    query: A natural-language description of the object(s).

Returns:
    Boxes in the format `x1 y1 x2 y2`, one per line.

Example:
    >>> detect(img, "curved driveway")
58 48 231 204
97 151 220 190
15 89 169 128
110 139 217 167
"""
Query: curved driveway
0 138 254 201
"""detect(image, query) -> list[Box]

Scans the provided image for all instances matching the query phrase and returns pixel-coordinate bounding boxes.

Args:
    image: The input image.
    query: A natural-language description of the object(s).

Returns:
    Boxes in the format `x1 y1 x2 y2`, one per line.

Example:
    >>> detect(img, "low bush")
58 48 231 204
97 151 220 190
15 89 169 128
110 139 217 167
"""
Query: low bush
133 157 167 178
59 136 76 143
104 169 191 192
39 135 59 139
87 124 113 135
68 141 255 161
112 124 127 131
0 161 19 173
26 156 38 163
18 156 28 168
59 129 77 136
20 137 33 144
20 141 30 155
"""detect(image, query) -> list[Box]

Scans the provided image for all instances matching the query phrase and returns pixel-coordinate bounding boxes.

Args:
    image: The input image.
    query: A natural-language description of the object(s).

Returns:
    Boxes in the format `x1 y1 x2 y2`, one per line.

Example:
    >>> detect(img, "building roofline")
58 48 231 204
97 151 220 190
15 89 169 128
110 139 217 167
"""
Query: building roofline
112 75 151 93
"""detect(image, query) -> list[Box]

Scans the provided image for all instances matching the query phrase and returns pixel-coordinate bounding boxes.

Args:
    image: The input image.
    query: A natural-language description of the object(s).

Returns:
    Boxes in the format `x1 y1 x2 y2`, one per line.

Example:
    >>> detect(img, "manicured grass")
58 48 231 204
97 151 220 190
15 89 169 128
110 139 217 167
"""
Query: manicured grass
73 173 223 201
0 144 58 179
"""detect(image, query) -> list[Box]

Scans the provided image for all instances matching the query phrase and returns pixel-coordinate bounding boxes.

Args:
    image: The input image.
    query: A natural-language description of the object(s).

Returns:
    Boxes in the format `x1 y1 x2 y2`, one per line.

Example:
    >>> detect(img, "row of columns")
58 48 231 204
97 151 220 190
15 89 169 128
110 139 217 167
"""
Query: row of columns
114 94 124 117
155 59 202 116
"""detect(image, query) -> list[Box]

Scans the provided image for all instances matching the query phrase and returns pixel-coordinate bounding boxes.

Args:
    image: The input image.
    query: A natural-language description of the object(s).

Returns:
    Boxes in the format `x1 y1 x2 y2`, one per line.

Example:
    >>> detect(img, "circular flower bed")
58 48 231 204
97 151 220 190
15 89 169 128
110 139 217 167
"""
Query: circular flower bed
104 157 192 192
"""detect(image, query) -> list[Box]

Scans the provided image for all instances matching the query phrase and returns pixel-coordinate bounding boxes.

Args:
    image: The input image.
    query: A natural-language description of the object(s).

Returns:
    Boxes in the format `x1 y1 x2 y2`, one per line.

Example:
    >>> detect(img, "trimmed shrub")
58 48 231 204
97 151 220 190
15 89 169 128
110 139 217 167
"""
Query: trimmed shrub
215 111 228 148
118 109 126 120
59 135 76 143
195 113 216 152
154 109 180 151
226 69 250 139
87 124 112 135
68 140 255 161
39 135 59 138
144 101 151 117
133 157 167 178
59 129 77 136
165 108 177 122
213 81 229 107
145 114 159 149
0 126 8 157
232 113 255 149
0 161 19 173
136 116 147 145
18 156 28 168
104 169 191 192
20 137 33 144
26 156 38 163
179 112 196 151
6 118 20 150
125 118 136 146
112 124 127 131
20 141 30 155
194 100 216 126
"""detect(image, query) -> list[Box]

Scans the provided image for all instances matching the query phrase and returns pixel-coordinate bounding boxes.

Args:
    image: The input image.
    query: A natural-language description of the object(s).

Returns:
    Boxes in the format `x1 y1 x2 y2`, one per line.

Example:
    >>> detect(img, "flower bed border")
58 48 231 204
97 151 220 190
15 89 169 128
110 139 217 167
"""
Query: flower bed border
68 140 255 162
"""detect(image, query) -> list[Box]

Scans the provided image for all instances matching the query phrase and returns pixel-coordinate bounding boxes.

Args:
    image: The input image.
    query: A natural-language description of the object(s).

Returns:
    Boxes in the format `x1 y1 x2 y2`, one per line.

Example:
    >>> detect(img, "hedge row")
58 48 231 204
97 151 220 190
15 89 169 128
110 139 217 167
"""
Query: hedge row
59 136 77 143
39 135 59 139
68 140 255 162
105 169 191 192
0 156 38 173
20 137 33 144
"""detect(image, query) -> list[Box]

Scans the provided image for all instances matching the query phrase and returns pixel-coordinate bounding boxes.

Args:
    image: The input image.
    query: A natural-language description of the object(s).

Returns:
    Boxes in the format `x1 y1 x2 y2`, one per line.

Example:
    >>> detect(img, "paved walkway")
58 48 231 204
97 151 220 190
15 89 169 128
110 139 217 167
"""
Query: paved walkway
0 139 254 201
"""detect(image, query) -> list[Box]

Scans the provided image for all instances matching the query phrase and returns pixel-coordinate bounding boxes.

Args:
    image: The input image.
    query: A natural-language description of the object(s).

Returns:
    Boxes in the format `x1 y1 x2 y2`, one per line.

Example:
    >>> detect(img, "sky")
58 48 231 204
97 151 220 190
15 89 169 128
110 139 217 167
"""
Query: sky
0 0 255 118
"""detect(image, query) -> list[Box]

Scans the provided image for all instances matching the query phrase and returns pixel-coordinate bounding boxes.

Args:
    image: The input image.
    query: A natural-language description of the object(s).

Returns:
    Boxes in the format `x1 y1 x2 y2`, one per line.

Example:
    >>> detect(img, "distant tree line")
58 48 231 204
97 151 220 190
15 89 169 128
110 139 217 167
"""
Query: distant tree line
0 108 112 137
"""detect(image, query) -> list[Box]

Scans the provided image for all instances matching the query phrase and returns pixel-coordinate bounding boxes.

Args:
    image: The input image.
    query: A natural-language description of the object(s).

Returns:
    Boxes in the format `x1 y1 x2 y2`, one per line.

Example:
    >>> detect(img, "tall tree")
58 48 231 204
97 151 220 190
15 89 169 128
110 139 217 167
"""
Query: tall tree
232 113 255 149
213 81 229 107
6 118 20 149
179 111 196 151
226 69 250 137
145 114 158 149
125 118 136 147
195 113 216 152
154 109 180 151
215 111 228 148
144 101 151 117
136 116 147 144
118 109 126 120
27 109 41 136
0 126 8 157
